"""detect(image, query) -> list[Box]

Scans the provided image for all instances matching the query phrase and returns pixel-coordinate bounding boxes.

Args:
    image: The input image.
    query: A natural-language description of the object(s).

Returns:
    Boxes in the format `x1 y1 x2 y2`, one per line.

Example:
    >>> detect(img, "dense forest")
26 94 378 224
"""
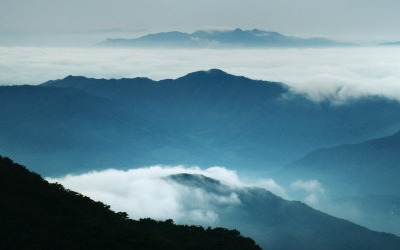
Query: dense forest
0 156 260 249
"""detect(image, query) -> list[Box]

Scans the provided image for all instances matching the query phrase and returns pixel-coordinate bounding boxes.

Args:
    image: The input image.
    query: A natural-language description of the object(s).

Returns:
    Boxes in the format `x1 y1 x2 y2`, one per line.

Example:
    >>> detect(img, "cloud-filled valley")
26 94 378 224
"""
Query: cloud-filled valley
1 46 400 102
44 165 364 227
44 165 351 231
47 165 287 225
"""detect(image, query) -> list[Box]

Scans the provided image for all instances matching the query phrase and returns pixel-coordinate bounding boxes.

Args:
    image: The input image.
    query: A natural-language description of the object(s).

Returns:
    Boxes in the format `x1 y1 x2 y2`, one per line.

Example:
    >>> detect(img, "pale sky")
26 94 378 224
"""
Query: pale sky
1 0 400 46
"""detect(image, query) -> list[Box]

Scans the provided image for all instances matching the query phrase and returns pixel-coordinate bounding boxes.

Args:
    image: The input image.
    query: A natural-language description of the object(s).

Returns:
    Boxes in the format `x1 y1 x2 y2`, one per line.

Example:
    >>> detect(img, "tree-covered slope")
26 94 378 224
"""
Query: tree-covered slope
0 155 260 250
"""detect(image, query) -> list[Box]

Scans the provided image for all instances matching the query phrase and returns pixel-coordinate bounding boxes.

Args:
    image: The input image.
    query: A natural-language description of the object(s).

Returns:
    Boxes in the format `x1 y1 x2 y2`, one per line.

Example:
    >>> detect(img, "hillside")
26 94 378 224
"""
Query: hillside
98 28 352 48
287 130 400 195
281 130 400 235
0 155 260 250
1 69 400 176
165 173 400 250
2 156 400 250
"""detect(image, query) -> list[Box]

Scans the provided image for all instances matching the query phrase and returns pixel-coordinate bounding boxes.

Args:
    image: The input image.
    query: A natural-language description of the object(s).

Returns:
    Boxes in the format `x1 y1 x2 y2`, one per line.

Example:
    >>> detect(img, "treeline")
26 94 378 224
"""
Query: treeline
0 156 260 250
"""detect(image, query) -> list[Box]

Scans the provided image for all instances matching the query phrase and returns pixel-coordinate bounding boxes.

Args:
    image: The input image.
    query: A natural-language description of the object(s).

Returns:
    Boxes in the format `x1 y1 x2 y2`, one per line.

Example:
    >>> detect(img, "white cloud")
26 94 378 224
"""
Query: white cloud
290 179 325 205
249 178 288 198
1 47 400 103
291 179 324 193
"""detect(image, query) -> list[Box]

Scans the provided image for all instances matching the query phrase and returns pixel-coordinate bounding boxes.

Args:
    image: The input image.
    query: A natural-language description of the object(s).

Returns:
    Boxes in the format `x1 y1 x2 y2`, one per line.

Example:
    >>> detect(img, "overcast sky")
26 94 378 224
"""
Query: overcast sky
1 0 400 45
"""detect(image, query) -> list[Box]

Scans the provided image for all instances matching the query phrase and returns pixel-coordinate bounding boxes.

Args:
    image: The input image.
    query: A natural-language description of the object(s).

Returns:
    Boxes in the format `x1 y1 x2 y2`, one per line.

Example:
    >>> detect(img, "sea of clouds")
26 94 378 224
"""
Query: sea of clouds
1 46 400 103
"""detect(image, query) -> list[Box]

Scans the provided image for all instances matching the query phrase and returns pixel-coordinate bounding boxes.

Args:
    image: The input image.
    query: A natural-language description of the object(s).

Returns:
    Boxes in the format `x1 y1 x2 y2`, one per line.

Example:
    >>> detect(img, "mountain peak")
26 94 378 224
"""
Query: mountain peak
168 173 224 190
200 68 230 76
41 75 92 88
176 69 232 81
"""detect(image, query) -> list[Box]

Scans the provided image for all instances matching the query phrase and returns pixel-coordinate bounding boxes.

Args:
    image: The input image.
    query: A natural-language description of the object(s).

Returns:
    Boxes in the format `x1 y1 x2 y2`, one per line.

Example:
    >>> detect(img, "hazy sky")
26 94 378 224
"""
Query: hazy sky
1 0 400 45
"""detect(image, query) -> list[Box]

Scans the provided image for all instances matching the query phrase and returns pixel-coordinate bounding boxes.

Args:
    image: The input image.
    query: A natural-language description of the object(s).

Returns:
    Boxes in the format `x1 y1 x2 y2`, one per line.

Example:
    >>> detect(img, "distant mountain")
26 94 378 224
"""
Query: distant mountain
287 130 400 195
1 69 400 176
281 131 400 235
98 28 353 48
0 156 261 250
166 173 400 250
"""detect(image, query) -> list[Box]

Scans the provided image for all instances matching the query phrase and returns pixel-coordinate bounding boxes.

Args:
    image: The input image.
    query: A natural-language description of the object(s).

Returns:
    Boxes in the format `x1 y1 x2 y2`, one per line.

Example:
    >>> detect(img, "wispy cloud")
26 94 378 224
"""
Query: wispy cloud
290 179 325 205
1 47 400 102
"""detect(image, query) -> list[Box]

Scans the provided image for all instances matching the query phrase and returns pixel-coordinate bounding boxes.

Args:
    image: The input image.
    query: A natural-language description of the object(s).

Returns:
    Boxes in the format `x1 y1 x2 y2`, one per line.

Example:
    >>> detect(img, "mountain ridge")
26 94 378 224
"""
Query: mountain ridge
280 130 400 235
286 129 400 195
2 69 400 176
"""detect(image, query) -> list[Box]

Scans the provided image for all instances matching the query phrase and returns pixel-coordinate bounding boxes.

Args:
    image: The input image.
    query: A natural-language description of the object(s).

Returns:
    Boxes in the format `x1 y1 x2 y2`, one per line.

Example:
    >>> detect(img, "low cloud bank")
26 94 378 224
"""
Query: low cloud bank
47 165 318 225
1 47 400 103
47 165 400 236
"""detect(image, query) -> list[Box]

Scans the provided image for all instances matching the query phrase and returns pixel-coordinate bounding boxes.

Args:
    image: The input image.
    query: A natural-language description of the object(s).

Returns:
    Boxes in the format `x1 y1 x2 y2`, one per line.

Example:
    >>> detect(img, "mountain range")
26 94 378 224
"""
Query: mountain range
2 155 400 250
1 69 399 176
98 28 352 48
2 69 399 176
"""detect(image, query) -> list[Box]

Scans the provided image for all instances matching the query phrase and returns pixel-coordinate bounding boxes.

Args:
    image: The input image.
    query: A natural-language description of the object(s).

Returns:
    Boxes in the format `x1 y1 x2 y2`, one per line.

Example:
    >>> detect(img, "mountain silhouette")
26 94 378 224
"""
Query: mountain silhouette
98 28 352 48
0 155 261 250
